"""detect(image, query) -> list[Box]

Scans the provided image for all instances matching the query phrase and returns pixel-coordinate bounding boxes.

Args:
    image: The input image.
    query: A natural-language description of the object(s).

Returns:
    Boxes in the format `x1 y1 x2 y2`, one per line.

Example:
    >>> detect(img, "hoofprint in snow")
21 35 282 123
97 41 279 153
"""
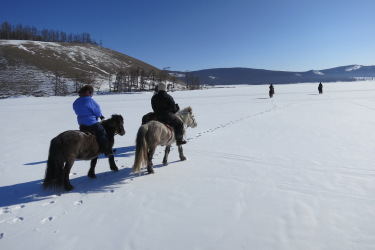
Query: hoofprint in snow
0 81 375 250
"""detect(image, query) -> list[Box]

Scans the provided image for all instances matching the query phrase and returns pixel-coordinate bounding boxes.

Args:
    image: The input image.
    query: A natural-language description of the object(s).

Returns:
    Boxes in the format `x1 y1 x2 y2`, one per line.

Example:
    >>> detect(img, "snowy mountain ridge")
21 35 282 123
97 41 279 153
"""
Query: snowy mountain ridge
0 40 161 97
345 65 362 71
172 64 375 85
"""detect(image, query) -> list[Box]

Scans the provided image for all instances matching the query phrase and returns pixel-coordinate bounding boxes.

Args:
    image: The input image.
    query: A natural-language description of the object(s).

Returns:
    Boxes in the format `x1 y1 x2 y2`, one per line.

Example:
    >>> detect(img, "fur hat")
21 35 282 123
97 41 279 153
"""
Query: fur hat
158 82 167 92
78 85 94 95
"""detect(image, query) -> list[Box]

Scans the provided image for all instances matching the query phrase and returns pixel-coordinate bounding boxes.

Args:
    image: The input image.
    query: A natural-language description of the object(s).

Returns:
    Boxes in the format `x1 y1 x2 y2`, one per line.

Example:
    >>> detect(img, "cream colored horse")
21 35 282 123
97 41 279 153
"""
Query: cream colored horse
132 106 197 174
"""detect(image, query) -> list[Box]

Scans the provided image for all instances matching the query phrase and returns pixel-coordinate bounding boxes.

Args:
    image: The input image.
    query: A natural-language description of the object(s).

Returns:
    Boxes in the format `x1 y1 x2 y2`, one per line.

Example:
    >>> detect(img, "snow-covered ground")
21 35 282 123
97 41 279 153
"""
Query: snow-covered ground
1 82 375 250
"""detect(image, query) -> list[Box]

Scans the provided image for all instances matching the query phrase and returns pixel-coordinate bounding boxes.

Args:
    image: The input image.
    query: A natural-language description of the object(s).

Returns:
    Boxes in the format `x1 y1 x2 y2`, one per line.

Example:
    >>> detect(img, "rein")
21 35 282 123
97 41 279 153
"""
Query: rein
177 110 196 129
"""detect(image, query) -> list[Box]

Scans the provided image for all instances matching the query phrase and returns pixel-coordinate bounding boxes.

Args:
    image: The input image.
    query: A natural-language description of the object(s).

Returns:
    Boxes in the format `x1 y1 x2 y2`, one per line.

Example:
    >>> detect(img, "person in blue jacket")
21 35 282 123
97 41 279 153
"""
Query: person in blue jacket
73 85 113 156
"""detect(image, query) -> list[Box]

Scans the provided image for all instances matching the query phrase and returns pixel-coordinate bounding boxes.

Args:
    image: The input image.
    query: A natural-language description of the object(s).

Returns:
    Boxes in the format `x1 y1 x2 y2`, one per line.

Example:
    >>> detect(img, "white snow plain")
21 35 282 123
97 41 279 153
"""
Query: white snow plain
0 81 375 250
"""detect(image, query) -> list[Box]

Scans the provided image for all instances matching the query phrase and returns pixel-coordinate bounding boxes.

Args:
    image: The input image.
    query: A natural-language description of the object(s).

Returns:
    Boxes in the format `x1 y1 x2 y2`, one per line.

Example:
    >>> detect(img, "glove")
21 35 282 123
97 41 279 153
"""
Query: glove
100 116 105 120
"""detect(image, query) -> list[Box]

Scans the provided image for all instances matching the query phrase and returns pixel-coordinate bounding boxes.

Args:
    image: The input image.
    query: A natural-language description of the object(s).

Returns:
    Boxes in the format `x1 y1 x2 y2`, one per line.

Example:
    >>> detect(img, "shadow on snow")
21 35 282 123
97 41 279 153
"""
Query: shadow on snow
0 146 138 208
1 145 178 208
0 168 138 207
24 145 136 166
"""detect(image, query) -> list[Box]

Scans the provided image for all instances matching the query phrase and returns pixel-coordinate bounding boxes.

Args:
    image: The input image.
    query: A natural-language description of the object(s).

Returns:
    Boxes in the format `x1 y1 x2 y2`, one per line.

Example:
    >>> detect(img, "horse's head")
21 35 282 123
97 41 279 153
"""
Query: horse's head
108 114 126 136
178 106 197 128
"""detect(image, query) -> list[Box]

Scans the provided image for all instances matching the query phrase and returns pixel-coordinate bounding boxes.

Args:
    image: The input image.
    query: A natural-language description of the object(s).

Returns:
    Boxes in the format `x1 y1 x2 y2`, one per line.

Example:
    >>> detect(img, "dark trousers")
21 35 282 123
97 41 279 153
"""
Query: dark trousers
156 113 184 139
80 122 109 150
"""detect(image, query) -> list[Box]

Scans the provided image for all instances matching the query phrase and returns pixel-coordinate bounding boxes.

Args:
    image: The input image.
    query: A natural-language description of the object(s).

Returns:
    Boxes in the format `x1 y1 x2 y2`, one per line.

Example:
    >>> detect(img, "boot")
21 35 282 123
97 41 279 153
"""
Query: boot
176 138 187 145
175 129 186 145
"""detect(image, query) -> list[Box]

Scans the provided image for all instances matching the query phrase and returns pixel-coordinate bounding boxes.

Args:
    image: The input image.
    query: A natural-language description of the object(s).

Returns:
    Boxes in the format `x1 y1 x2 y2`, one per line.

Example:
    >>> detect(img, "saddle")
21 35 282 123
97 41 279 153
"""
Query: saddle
78 125 116 155
79 125 96 135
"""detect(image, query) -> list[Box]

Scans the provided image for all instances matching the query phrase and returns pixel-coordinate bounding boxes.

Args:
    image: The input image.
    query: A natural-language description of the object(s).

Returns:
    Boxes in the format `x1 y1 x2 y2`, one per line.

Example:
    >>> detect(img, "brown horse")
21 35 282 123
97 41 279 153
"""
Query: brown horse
133 107 197 174
43 115 126 191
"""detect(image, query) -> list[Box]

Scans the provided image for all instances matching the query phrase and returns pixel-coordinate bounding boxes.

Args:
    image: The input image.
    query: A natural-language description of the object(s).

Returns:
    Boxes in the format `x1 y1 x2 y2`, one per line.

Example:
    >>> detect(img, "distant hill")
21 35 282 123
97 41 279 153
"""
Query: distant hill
0 40 166 97
2 39 374 97
172 65 375 85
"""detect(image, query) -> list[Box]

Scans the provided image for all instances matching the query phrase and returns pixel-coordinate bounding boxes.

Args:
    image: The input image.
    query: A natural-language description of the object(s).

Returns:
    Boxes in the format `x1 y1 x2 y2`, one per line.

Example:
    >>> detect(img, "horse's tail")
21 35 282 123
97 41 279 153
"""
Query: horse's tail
43 136 65 190
132 125 148 174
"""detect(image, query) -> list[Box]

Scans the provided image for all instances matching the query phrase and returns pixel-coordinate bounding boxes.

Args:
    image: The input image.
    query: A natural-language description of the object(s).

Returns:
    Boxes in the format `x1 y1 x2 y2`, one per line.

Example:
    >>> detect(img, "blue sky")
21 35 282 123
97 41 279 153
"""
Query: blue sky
2 0 375 71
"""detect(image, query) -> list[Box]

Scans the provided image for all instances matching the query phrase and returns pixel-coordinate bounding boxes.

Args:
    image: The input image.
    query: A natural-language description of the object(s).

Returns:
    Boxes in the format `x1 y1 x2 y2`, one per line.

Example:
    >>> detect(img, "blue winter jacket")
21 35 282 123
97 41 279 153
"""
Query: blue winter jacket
73 96 103 126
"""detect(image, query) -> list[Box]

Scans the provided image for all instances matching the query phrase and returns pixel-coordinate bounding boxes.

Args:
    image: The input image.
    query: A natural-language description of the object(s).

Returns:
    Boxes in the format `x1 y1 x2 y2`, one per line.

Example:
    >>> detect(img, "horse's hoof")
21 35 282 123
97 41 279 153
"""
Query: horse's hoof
163 162 168 166
180 157 187 161
147 169 154 174
110 167 119 172
88 173 97 178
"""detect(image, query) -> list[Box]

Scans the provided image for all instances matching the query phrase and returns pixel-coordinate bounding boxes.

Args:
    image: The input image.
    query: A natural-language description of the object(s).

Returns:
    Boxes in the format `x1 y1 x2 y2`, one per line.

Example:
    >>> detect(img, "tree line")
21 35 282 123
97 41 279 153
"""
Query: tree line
112 67 179 92
51 67 182 96
184 71 201 90
51 67 203 96
0 21 100 45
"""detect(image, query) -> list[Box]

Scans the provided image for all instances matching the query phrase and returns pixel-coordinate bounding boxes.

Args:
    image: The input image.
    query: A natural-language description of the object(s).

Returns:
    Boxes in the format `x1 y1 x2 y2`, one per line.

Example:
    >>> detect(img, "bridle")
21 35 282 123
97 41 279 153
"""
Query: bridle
187 114 197 128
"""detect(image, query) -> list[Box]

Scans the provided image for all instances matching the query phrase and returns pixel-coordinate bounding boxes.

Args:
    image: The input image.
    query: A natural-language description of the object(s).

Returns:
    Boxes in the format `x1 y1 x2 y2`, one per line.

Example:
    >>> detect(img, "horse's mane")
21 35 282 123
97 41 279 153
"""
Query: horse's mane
101 114 123 125
101 114 124 134
177 106 192 117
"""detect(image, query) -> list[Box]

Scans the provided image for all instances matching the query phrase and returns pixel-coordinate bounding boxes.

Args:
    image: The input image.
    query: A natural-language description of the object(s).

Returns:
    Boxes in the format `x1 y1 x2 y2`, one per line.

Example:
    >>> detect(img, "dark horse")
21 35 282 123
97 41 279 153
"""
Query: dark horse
43 115 126 191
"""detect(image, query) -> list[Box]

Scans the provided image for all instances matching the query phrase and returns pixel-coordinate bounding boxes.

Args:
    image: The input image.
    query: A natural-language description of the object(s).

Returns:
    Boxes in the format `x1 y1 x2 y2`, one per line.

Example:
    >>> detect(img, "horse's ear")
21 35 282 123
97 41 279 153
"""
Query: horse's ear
112 114 123 122
187 106 192 113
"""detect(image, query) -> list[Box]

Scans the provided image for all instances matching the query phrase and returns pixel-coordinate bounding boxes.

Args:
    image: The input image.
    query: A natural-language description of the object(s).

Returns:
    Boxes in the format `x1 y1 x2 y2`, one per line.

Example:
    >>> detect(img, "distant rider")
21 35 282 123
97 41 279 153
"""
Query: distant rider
318 82 323 94
151 82 186 145
269 84 275 98
73 85 113 156
269 84 274 92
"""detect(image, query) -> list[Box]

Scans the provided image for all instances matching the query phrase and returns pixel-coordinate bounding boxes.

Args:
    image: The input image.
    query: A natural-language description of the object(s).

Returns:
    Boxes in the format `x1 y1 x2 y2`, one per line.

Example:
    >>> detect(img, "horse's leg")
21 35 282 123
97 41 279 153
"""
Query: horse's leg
88 157 98 178
163 145 171 166
108 155 118 172
178 145 187 161
147 146 156 174
63 160 75 191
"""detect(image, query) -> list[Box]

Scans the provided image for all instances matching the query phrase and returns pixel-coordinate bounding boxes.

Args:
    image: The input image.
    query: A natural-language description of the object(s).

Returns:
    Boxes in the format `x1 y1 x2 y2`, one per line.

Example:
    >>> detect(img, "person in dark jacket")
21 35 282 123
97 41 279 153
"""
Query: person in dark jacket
151 82 186 145
73 85 113 156
318 82 323 94
269 84 275 98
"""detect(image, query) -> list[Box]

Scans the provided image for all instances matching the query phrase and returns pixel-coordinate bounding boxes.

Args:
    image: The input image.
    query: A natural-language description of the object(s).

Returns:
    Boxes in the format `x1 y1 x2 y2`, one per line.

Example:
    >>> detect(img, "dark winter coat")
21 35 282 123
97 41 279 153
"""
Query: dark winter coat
151 90 183 139
151 90 179 116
